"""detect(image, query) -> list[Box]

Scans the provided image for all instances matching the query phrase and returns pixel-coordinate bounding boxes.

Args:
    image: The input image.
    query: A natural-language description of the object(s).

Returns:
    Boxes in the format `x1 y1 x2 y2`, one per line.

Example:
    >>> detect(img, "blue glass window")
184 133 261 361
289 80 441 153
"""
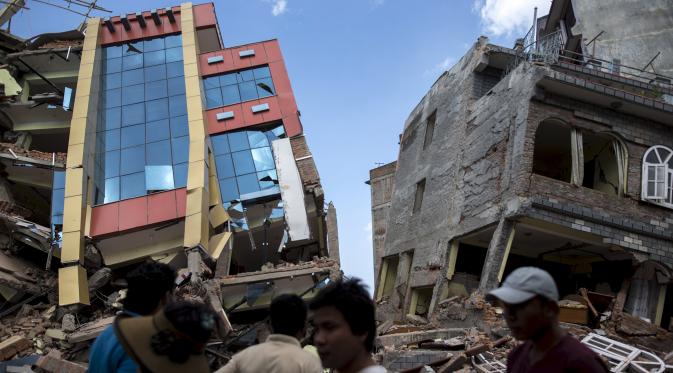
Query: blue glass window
145 80 168 101
251 147 274 171
219 178 238 203
51 188 65 216
121 124 145 149
237 173 260 196
170 115 189 138
232 151 255 176
166 61 184 78
146 140 172 165
104 58 122 74
221 85 240 106
120 172 145 200
171 136 189 164
215 154 235 179
144 50 165 67
95 34 186 205
167 77 185 96
228 131 249 152
145 65 167 82
146 98 169 122
238 81 258 102
104 129 120 151
122 84 145 105
105 73 121 90
146 119 170 143
173 163 188 188
146 166 174 191
122 102 145 126
169 95 187 117
122 54 143 70
120 145 145 175
104 177 120 203
122 68 144 86
202 65 276 109
165 47 183 63
103 108 121 130
211 125 284 203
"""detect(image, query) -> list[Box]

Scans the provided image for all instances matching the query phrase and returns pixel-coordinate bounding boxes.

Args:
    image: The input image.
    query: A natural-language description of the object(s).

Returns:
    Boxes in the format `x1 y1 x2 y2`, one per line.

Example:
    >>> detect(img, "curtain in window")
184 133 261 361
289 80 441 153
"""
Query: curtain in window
571 128 584 186
612 140 628 196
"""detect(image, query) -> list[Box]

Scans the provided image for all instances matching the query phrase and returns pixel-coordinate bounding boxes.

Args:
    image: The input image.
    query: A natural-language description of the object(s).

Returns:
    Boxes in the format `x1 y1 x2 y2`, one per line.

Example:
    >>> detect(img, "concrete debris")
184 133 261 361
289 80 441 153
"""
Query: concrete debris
35 350 86 373
0 336 32 361
60 314 76 333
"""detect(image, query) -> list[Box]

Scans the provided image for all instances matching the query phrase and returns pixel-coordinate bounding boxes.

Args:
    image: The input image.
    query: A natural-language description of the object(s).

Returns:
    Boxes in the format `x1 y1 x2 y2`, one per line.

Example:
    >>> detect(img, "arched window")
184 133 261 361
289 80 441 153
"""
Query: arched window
642 145 673 207
533 119 572 182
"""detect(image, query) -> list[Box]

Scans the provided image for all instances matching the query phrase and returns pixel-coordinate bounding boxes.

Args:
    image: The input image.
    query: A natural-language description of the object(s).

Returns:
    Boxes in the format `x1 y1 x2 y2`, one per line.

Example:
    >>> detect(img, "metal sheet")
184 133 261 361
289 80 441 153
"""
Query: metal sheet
271 138 310 241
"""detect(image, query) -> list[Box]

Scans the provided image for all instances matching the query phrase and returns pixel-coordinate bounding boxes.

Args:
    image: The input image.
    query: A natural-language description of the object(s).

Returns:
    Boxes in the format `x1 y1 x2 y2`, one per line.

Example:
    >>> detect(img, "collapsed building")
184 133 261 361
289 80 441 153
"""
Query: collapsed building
368 0 673 364
0 1 340 367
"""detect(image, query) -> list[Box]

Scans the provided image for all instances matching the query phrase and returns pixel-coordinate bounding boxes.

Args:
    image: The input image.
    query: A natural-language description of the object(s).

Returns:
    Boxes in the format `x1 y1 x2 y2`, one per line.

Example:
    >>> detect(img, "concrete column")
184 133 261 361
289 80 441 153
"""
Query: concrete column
478 219 516 293
326 202 340 264
391 250 413 313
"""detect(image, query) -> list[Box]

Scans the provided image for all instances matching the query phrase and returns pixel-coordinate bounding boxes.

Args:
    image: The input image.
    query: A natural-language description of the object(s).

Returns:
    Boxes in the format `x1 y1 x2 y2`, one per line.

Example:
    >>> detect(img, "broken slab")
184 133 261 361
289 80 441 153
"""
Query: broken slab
35 350 86 373
66 316 114 343
0 335 32 360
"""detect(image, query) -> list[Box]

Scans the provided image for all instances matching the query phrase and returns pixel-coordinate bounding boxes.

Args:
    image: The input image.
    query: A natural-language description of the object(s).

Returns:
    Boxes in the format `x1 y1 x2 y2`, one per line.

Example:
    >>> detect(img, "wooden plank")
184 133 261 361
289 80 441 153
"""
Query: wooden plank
66 316 115 343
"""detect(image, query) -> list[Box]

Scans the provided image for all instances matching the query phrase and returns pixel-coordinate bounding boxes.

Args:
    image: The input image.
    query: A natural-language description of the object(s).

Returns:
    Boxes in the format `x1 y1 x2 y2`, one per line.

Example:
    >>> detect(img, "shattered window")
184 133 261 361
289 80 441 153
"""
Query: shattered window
202 65 276 110
211 124 285 205
94 33 187 205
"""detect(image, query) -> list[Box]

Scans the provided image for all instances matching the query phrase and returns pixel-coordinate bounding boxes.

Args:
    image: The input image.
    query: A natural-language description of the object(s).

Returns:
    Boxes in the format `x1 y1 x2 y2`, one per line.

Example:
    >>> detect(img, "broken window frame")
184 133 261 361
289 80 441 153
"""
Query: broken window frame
641 145 673 208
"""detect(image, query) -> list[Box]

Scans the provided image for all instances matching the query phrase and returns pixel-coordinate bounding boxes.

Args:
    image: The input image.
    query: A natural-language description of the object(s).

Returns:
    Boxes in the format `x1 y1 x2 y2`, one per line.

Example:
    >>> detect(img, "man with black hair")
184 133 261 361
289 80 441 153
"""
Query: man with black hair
216 293 323 373
309 278 386 373
89 262 177 373
488 267 609 373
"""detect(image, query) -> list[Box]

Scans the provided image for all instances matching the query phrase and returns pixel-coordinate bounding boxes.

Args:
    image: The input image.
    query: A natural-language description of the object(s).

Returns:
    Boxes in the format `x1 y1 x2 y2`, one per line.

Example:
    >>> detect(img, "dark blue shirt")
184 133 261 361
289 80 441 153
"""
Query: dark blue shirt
88 315 139 373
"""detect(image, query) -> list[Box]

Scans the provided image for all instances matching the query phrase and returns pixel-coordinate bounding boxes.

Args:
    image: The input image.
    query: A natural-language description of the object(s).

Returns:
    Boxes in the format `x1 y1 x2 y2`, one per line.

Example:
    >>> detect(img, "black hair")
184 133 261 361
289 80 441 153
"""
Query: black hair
151 301 216 364
270 294 307 337
309 278 376 353
123 262 176 315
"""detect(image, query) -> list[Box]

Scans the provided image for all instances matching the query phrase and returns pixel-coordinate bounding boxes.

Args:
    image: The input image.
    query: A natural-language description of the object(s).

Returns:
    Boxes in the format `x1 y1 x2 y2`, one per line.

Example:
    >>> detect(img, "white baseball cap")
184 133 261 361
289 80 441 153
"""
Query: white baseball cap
487 267 559 304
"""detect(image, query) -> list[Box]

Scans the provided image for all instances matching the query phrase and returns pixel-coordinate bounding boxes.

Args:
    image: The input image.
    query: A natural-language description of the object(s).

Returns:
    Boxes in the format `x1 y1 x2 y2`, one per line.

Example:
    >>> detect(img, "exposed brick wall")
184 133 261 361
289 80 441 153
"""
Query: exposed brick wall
290 135 320 188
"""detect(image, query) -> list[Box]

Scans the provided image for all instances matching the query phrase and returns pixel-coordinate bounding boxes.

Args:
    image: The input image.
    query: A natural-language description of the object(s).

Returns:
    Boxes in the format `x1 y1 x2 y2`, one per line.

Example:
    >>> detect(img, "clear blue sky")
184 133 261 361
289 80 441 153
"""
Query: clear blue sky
12 0 547 293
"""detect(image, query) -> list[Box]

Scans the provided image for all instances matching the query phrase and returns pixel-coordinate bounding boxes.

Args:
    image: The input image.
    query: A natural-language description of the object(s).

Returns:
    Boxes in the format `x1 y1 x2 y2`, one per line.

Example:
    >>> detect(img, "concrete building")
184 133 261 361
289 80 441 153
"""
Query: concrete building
0 2 339 323
369 0 673 329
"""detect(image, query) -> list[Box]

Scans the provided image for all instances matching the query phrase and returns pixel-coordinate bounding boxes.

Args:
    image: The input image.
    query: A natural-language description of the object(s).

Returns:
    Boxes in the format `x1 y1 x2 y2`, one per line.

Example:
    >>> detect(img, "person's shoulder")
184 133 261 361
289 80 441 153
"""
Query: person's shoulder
560 335 610 372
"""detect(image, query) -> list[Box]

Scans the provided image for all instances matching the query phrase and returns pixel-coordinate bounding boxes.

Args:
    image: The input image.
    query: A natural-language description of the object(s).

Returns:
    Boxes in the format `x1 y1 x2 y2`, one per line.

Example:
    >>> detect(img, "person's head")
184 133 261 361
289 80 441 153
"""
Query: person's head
270 294 308 339
309 278 376 370
486 267 560 341
124 262 176 315
115 301 216 372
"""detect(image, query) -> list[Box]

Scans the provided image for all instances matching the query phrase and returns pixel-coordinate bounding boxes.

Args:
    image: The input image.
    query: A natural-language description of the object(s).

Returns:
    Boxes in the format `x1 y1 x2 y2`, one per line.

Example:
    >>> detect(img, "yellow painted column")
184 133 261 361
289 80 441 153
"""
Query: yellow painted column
497 225 516 283
654 284 667 326
376 259 389 301
181 3 210 250
446 241 459 281
59 17 101 306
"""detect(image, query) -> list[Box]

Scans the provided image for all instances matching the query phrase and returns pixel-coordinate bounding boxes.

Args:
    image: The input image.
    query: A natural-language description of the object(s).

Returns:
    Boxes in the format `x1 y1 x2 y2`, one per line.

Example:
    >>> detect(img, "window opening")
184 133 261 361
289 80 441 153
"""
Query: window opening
582 132 622 196
533 120 572 182
376 255 399 301
642 145 673 208
409 286 433 317
412 178 425 214
422 111 436 150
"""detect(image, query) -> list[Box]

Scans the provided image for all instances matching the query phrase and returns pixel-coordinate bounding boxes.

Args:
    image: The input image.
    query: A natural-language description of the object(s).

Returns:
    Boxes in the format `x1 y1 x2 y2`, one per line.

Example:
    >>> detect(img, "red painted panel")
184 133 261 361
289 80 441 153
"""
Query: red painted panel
194 3 217 28
269 61 298 117
263 40 283 62
199 52 224 76
206 104 244 135
100 20 122 45
90 203 119 237
118 197 148 232
148 190 178 224
241 100 265 126
282 114 303 137
261 96 282 123
100 8 182 46
162 11 182 35
176 188 187 217
230 46 255 69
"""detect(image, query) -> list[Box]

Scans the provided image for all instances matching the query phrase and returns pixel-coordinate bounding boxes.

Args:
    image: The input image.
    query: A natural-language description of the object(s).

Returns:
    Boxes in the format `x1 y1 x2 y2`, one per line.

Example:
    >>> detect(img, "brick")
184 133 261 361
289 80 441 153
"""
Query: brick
0 336 31 360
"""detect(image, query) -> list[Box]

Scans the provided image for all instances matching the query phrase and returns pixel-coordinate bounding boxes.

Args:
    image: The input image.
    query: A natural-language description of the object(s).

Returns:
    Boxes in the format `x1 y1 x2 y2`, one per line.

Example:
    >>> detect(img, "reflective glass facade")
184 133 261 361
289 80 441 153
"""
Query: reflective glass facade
203 66 275 109
211 124 285 205
94 34 188 205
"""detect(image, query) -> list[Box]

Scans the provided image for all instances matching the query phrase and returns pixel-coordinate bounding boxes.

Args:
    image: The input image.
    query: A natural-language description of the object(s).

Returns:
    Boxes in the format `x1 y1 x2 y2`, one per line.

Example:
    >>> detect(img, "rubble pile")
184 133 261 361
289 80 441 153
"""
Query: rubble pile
0 142 67 163
378 290 673 372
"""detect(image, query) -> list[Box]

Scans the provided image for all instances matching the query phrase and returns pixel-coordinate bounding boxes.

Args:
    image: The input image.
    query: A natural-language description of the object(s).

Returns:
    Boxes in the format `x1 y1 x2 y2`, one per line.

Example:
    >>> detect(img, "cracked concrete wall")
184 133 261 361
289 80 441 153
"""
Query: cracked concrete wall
571 0 673 76
369 161 396 291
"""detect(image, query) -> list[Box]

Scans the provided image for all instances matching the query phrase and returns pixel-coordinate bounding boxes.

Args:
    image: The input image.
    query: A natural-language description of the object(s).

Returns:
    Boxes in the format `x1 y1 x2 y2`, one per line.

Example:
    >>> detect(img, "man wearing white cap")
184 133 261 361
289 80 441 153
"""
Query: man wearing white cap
487 267 609 373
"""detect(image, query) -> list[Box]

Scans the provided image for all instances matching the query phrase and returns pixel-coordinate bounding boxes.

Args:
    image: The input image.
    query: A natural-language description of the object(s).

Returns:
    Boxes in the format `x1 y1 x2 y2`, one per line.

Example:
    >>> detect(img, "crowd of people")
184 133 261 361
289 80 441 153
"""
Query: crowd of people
88 263 610 372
